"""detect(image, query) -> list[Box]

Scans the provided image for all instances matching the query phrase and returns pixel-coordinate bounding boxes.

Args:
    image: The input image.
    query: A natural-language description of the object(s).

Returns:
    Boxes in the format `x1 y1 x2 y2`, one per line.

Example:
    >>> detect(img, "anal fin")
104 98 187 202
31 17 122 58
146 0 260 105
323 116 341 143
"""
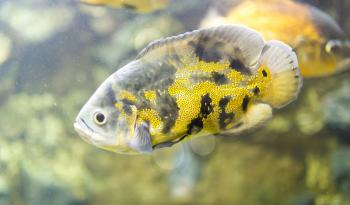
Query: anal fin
224 103 272 135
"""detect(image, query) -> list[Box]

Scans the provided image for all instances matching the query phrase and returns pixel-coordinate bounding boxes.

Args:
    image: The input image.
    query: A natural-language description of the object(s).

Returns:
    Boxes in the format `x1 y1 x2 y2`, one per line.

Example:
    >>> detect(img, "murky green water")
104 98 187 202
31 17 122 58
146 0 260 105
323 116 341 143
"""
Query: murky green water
0 0 350 204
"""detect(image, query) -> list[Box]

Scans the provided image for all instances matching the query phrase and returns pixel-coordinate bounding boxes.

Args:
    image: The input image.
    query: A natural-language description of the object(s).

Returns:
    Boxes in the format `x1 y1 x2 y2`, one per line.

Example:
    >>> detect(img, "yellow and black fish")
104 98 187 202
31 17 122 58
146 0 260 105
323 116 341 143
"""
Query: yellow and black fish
80 0 169 13
74 25 302 154
201 0 350 78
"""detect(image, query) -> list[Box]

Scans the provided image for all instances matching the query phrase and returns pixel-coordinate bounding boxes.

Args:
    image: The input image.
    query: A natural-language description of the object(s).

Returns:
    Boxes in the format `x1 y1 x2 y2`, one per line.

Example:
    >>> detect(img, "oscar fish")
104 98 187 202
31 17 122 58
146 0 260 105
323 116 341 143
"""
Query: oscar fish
80 0 169 13
74 25 302 154
201 0 350 78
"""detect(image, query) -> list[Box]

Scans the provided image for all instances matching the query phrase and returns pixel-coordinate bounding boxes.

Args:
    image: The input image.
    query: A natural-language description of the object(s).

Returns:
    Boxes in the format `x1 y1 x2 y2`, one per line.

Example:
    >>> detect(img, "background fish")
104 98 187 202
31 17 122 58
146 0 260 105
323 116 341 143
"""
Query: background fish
80 0 169 13
74 25 302 154
201 0 350 78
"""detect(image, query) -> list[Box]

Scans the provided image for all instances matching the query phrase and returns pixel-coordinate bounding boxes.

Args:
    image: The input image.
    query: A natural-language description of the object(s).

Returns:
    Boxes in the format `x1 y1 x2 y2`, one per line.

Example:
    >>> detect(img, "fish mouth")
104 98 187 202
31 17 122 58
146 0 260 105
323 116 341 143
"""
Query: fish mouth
74 118 100 145
73 118 136 154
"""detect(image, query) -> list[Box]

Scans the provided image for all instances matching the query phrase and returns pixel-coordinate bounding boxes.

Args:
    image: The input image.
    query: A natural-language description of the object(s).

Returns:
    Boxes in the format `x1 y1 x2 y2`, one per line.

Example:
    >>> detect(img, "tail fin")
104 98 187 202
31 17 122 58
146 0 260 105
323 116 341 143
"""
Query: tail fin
260 40 303 108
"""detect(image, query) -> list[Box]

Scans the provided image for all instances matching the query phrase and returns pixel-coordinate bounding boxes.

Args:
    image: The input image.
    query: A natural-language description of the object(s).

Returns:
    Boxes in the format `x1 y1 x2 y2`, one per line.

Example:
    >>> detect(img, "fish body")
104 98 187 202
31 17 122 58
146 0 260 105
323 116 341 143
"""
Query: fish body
74 25 302 154
201 0 350 78
80 0 169 13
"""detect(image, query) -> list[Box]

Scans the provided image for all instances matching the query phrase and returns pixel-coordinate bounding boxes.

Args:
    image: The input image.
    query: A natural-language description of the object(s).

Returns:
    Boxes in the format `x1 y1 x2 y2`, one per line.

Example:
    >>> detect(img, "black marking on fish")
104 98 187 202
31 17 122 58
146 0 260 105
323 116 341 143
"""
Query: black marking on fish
158 61 178 74
219 96 231 108
262 70 268 77
242 95 250 112
230 59 251 75
190 73 212 84
120 98 136 115
157 93 179 134
122 104 132 115
218 96 235 129
188 35 223 62
122 3 137 10
253 86 260 95
140 62 178 90
212 71 229 85
187 117 203 135
103 84 117 107
152 134 188 149
119 60 177 92
200 93 213 118
149 77 175 91
121 98 135 105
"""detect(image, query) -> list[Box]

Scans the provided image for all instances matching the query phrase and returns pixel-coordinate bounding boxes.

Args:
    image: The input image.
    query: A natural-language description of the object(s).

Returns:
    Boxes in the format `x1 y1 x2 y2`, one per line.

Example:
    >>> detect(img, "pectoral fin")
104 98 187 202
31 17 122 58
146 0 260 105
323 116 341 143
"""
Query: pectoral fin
128 121 153 154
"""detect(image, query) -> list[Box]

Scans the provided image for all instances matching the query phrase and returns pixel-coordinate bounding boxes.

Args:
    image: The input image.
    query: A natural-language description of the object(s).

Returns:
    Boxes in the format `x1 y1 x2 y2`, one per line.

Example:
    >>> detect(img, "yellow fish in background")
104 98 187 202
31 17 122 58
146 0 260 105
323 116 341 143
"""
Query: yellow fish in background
201 0 350 78
80 0 169 13
74 25 302 154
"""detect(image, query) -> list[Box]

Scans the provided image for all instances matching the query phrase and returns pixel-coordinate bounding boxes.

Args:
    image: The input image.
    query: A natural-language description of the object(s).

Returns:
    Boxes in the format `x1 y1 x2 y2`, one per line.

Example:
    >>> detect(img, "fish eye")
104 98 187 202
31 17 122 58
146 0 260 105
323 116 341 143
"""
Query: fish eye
325 40 342 54
93 111 107 126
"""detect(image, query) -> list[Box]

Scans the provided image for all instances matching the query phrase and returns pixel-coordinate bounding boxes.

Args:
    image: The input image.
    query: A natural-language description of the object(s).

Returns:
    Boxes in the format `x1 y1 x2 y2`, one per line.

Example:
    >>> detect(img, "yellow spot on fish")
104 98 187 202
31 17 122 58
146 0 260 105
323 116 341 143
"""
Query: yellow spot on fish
138 109 163 135
114 102 123 110
144 90 157 103
226 70 245 84
202 105 221 133
119 90 137 103
226 92 247 114
251 65 272 98
186 58 229 73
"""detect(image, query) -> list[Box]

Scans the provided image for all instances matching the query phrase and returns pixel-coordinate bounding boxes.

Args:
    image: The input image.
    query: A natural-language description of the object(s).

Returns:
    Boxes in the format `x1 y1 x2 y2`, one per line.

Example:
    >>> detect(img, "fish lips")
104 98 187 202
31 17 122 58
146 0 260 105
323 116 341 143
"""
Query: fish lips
74 118 104 146
74 119 135 154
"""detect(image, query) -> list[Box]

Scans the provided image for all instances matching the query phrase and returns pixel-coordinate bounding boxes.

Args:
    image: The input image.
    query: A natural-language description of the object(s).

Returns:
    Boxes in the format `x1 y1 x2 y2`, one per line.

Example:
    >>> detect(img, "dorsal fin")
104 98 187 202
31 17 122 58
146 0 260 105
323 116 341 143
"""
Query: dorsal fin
136 31 192 60
136 25 266 70
308 5 346 39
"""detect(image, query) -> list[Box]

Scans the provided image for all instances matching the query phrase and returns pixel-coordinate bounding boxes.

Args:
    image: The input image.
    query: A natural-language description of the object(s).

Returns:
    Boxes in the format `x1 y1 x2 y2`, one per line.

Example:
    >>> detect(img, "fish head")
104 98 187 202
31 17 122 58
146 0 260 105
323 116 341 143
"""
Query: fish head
324 39 350 74
294 38 350 77
74 73 139 154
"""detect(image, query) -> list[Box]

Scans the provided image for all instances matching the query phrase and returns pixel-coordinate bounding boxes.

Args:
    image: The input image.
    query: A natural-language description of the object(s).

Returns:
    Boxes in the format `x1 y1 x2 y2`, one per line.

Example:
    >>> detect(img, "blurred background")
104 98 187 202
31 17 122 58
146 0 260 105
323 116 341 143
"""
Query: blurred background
0 0 350 204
